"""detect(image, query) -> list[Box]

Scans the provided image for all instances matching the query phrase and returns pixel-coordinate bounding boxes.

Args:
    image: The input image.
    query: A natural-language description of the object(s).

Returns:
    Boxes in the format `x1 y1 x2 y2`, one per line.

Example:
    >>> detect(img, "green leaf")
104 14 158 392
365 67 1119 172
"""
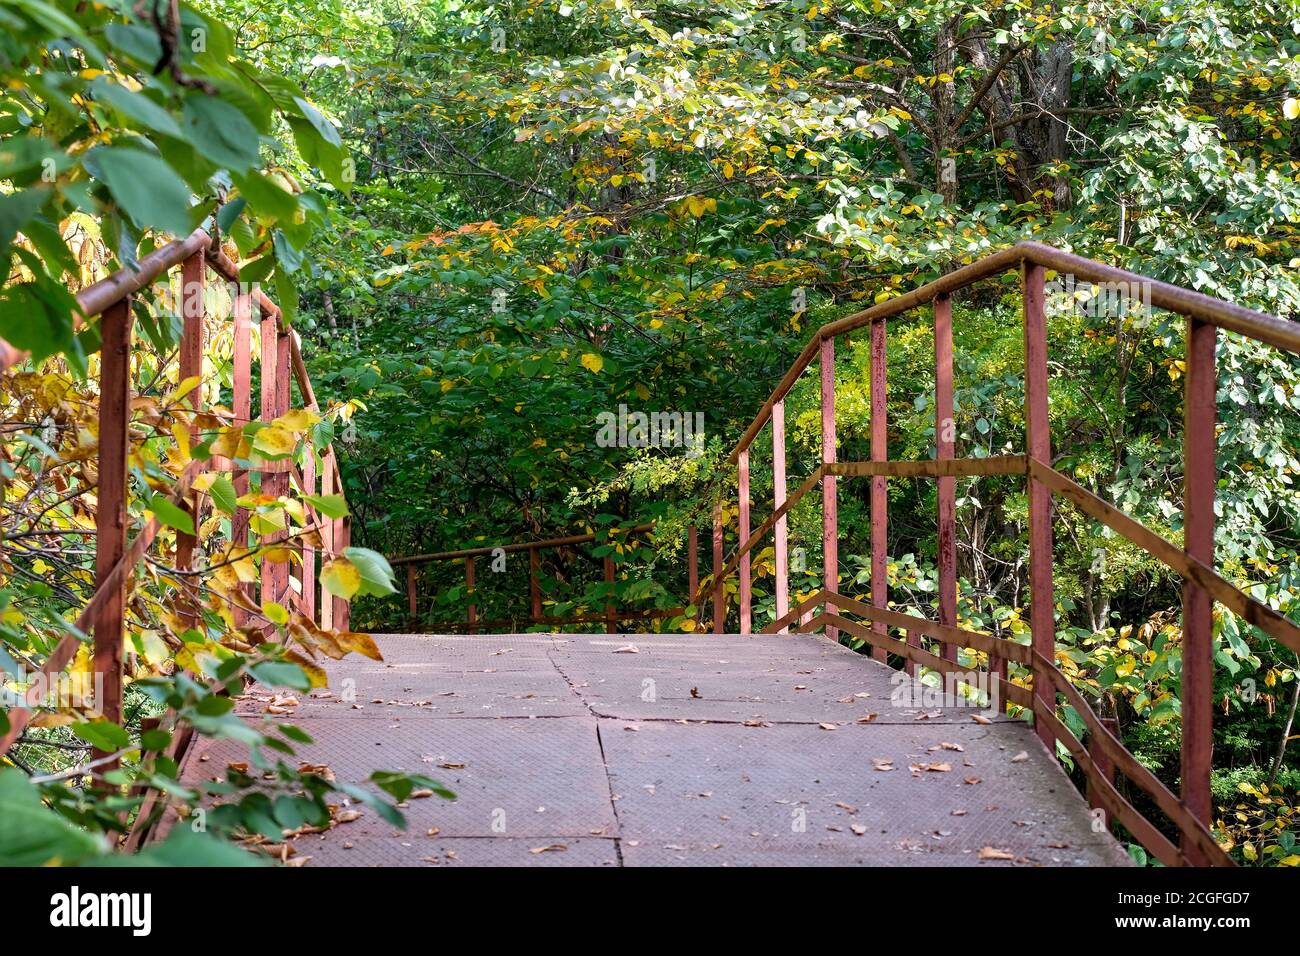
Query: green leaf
72 720 131 751
209 475 237 515
181 95 262 172
0 768 105 865
148 493 195 535
84 146 194 237
304 493 349 519
250 661 311 691
107 827 264 867
345 546 399 597
91 79 182 138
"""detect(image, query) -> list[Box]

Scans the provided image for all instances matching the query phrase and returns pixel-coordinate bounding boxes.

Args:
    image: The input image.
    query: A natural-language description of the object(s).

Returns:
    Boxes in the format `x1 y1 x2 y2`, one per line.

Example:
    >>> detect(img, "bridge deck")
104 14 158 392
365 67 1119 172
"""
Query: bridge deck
181 631 1130 866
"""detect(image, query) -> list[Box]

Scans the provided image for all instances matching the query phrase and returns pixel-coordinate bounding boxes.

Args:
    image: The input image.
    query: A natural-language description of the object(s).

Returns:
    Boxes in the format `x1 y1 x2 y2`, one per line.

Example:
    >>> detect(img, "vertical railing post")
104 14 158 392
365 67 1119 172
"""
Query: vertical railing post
465 555 476 633
529 547 543 622
870 318 889 663
712 499 725 633
1023 263 1056 749
176 254 204 622
301 443 316 621
687 526 699 609
259 311 283 617
772 399 789 632
275 330 291 609
93 298 132 767
407 564 418 619
1181 314 1217 865
462 554 473 634
934 295 958 663
1088 716 1120 829
320 451 335 630
820 335 838 642
604 554 617 634
332 514 351 631
738 448 752 634
231 291 253 626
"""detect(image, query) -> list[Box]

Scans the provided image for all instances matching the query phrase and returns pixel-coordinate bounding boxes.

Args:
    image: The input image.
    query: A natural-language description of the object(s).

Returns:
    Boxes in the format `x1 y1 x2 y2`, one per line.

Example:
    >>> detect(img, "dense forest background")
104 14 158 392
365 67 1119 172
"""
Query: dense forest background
0 0 1298 864
286 0 1300 865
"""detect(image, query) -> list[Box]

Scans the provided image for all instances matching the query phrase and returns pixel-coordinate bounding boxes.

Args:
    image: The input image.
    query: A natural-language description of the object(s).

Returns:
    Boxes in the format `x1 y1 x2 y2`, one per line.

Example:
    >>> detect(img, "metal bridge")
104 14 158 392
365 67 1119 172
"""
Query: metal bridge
5 235 1297 866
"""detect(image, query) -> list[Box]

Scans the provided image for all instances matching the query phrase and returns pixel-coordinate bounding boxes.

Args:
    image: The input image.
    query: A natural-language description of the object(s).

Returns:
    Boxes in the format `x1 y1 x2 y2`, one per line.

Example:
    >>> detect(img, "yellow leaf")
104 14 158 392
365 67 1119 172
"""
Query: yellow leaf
1285 98 1300 120
263 601 289 625
274 408 320 432
253 426 296 457
171 422 191 461
338 631 383 661
209 428 246 459
581 353 604 374
321 558 362 599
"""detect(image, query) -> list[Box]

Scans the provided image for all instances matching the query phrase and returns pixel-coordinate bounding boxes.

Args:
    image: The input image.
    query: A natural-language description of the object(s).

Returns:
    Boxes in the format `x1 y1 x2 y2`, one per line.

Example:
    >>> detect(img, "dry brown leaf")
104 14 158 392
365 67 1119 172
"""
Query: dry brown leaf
978 847 1016 861
529 843 567 854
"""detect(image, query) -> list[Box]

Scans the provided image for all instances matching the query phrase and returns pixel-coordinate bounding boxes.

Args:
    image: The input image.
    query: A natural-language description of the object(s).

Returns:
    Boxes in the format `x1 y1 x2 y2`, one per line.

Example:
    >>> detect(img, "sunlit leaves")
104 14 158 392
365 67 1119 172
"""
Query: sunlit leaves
320 558 361 600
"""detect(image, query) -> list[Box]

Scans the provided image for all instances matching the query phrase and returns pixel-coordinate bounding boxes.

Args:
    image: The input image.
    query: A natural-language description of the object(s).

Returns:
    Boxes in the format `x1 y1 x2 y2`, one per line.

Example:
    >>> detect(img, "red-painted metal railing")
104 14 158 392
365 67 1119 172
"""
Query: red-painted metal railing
400 241 1299 867
0 230 350 789
693 242 1298 867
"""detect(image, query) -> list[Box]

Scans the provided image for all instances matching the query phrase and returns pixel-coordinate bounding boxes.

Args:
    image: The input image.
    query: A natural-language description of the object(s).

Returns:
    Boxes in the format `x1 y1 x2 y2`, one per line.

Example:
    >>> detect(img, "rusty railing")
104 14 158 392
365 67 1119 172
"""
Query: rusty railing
0 230 351 818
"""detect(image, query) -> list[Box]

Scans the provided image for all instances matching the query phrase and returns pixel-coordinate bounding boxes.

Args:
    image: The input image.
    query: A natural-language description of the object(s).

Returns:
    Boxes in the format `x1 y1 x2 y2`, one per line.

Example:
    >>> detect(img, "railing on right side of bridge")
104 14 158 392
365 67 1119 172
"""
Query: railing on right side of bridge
398 241 1300 866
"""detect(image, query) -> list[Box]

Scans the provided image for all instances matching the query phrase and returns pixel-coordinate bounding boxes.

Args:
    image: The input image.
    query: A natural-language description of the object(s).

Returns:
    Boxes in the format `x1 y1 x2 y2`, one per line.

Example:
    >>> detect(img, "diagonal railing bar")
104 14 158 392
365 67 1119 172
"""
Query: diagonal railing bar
1027 457 1300 654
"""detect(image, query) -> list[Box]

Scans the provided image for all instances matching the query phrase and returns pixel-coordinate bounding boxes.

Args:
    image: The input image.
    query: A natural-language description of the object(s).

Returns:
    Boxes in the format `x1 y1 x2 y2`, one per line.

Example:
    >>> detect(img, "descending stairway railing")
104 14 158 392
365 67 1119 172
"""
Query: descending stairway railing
403 240 1299 867
0 230 350 828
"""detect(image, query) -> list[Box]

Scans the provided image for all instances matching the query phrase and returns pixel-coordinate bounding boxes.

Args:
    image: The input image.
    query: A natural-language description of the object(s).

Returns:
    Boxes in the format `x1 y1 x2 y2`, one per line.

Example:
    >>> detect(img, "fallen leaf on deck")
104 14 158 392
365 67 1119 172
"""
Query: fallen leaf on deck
978 847 1016 861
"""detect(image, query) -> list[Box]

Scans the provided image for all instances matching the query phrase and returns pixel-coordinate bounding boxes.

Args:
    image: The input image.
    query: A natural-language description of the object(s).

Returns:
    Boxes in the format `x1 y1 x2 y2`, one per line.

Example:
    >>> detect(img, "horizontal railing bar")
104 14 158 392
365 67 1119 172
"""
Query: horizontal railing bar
728 247 1028 463
829 591 1032 665
1 230 214 373
1029 458 1300 654
392 523 656 566
810 611 1034 709
77 230 213 320
761 589 826 634
1018 242 1300 354
827 455 1028 479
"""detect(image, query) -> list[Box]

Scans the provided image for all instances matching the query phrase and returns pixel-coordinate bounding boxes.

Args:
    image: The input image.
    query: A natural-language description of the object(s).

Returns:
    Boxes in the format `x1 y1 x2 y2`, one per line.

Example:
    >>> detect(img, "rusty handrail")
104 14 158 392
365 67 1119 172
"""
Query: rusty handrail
0 232 353 796
685 241 1297 867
